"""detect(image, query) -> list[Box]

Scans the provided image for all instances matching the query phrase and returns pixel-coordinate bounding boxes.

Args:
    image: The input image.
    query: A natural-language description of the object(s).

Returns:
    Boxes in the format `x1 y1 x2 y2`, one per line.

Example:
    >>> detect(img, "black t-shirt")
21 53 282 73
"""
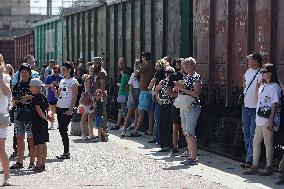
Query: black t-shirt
33 93 49 118
95 99 104 116
154 69 166 86
12 81 33 108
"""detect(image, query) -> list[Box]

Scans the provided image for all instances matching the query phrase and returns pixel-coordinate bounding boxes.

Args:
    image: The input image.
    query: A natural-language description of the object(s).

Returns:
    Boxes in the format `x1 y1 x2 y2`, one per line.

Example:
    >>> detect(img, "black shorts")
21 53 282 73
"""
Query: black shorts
32 120 49 145
172 105 181 125
49 101 57 105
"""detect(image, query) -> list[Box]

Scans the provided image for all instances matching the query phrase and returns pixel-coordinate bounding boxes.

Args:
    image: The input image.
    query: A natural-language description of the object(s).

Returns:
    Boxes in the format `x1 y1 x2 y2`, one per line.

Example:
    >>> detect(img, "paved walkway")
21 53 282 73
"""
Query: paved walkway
2 122 282 188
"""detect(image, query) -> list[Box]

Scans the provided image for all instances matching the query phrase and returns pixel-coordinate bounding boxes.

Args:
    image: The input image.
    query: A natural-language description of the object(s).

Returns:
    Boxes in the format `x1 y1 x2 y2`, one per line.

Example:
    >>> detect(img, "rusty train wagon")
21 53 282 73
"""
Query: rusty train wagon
59 0 284 162
194 0 284 163
14 33 34 69
63 0 192 121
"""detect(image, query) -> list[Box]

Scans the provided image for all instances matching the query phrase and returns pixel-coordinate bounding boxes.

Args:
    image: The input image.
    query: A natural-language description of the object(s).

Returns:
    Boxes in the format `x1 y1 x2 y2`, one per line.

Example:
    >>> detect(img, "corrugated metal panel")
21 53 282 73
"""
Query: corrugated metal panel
117 4 123 59
167 0 181 59
276 0 284 83
108 5 115 73
134 0 141 60
125 2 132 67
90 9 95 58
153 0 164 60
14 33 34 69
0 40 15 67
97 5 107 65
144 0 152 52
33 17 63 66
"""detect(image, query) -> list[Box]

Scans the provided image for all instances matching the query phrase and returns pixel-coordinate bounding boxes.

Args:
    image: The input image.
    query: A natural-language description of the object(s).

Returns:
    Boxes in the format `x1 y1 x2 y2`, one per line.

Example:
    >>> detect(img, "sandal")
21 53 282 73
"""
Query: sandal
10 162 23 169
243 166 259 175
259 166 273 176
129 132 141 137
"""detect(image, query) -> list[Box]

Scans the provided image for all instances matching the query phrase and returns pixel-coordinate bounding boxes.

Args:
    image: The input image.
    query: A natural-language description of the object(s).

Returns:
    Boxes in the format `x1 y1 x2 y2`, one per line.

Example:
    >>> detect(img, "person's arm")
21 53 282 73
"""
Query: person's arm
267 102 278 130
65 83 79 116
148 78 157 90
0 75 10 96
180 80 201 98
84 78 92 98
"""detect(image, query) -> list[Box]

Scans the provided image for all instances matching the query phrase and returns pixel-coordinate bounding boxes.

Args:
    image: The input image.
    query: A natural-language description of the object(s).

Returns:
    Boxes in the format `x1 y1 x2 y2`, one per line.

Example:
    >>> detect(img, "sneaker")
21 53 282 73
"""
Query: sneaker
28 163 35 169
10 162 23 169
9 151 17 159
170 148 179 156
56 153 70 159
158 147 171 152
119 126 126 131
120 131 126 137
148 138 157 143
183 158 199 165
180 151 189 157
128 123 135 130
81 136 89 140
33 166 44 172
259 166 273 176
243 166 259 175
91 138 99 143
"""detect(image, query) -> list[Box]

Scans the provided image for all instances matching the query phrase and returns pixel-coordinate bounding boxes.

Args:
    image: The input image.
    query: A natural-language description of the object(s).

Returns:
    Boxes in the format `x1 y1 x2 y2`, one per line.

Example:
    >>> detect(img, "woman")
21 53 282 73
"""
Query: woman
244 63 281 176
55 62 78 159
155 66 176 152
10 63 36 169
45 65 64 129
110 58 130 130
79 66 96 140
0 54 11 186
173 57 202 165
121 59 140 137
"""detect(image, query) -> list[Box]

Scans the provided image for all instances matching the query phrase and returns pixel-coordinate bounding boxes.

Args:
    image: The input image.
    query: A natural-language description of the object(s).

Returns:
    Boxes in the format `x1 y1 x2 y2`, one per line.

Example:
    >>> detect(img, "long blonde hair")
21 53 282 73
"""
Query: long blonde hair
5 64 14 77
0 53 4 66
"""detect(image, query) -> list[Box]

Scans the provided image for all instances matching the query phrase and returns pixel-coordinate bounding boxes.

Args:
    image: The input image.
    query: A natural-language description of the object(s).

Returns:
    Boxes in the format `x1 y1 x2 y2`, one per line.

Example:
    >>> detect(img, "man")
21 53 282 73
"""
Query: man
12 55 39 87
44 59 56 79
130 52 155 137
241 52 262 168
92 57 108 139
77 57 87 75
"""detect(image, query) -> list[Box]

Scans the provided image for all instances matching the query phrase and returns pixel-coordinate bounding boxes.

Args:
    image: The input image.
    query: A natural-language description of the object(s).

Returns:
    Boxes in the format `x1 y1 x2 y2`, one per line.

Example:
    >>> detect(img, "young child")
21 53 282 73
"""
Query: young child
92 89 107 142
29 78 53 172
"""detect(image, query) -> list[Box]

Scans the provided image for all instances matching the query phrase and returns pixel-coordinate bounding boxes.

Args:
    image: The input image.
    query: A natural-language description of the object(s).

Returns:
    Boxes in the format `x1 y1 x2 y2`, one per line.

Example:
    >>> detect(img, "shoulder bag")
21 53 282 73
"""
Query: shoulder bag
238 69 261 106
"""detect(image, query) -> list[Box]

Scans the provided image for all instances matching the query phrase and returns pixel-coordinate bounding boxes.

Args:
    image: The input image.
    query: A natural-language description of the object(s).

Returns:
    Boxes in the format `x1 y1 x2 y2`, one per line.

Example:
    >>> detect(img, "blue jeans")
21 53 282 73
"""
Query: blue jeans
242 107 256 163
154 102 160 144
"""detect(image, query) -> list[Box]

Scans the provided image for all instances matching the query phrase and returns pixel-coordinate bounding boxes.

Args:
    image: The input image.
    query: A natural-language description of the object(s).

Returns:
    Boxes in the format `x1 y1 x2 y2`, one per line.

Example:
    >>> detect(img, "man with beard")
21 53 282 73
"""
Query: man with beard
92 57 108 139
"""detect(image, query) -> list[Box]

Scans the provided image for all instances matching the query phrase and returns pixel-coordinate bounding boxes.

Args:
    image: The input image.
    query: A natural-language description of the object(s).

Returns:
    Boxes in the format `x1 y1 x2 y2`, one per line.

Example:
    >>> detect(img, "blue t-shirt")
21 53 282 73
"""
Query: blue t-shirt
45 75 64 103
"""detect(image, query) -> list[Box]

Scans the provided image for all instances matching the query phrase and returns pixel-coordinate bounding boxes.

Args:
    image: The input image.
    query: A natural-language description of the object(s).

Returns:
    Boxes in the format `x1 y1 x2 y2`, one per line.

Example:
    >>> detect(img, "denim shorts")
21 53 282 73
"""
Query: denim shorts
94 116 103 129
138 91 154 111
14 110 33 138
180 105 201 136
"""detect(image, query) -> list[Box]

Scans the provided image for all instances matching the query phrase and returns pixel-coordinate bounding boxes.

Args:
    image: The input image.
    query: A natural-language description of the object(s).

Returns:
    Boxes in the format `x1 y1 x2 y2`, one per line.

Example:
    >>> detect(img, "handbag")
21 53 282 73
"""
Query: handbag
79 92 92 106
16 106 33 124
117 95 127 103
0 113 9 128
173 94 194 110
238 69 261 106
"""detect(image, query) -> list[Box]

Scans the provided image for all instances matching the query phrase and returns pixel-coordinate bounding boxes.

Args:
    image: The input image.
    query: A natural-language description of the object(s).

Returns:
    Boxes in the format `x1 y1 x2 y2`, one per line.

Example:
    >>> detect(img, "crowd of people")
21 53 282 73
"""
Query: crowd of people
0 51 284 186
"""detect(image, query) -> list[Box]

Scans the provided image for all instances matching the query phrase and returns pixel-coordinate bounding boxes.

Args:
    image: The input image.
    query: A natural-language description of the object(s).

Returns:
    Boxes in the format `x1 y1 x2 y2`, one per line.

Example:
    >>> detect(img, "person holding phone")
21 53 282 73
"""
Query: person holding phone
45 65 63 129
244 63 281 176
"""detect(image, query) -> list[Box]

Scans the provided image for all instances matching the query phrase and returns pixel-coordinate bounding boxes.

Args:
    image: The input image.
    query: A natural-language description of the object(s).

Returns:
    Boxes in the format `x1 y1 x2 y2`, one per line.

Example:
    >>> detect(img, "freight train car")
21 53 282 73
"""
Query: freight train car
0 40 15 67
14 33 34 69
33 16 63 67
193 0 284 162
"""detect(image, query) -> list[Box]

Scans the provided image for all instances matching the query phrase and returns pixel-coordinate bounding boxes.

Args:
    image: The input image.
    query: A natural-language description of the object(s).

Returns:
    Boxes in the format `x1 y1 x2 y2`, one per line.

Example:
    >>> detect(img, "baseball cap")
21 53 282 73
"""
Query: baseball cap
29 78 42 87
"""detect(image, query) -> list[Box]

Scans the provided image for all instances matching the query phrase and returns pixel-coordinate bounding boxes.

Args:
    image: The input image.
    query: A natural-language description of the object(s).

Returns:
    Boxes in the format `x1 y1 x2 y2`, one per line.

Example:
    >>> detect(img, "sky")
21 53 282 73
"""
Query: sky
30 0 76 15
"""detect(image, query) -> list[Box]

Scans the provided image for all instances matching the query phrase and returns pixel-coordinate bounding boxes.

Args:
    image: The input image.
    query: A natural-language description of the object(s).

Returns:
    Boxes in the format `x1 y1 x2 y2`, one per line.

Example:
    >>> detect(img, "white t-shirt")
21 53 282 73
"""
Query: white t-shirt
255 83 281 127
0 74 11 114
244 68 262 108
57 77 78 109
128 73 139 89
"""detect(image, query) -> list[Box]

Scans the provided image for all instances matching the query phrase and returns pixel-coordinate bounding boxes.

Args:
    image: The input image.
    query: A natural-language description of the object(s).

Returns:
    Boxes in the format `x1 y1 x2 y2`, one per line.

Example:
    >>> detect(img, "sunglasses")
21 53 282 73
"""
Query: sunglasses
53 70 60 73
260 70 270 74
165 71 174 74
